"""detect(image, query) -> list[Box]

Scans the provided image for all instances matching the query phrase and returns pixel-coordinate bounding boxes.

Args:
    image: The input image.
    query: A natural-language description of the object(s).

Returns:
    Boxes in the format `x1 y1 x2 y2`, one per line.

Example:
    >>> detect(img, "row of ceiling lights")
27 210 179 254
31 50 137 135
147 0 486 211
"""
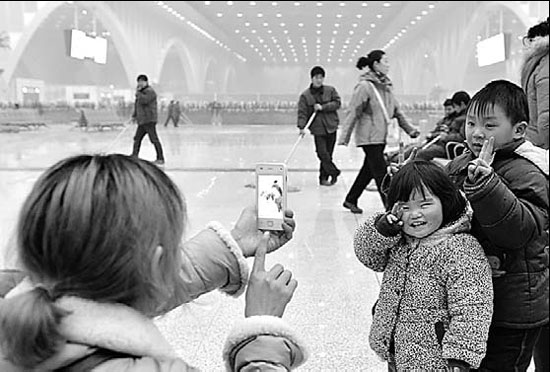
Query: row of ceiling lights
383 3 436 50
155 1 247 62
206 1 393 64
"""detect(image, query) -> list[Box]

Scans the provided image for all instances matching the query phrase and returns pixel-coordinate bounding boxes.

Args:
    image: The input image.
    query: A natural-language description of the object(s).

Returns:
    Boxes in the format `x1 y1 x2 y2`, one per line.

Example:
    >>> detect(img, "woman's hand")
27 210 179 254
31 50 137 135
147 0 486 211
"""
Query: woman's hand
231 207 296 258
245 232 297 317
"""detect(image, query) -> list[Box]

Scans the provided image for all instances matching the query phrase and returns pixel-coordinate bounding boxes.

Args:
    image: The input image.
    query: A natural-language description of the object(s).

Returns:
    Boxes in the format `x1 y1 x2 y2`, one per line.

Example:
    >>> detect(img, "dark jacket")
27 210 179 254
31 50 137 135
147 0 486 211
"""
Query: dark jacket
443 108 466 144
133 85 158 125
446 139 549 328
521 37 549 150
297 84 341 135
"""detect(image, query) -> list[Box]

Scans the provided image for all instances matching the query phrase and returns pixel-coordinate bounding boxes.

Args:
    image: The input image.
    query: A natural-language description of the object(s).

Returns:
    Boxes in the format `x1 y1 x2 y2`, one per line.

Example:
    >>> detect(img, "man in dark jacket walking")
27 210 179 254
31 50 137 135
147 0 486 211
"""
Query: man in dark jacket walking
297 66 341 186
131 74 165 165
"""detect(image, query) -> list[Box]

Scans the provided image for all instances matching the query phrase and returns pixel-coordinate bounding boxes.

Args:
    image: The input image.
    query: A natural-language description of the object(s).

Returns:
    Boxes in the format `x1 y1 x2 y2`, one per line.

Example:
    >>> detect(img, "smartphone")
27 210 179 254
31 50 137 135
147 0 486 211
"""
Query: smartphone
256 163 287 231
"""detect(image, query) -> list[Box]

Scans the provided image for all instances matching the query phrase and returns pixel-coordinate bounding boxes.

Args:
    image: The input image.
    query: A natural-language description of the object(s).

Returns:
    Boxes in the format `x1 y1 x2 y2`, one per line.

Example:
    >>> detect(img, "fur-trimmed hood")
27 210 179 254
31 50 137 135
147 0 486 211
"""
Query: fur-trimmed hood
521 36 549 90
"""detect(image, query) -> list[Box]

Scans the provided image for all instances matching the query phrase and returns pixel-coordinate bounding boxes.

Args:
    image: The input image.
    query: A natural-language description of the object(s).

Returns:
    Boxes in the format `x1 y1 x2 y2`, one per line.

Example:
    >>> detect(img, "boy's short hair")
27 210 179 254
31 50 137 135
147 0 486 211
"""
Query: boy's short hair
467 80 529 124
137 74 149 82
451 91 471 106
443 98 453 107
310 66 325 78
387 160 467 227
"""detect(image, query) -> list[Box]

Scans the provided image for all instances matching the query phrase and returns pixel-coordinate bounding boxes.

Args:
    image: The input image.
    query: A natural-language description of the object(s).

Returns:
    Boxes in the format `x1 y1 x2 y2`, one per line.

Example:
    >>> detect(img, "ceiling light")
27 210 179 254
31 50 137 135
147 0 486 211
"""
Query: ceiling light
263 22 268 26
339 2 345 6
352 23 358 27
226 1 233 4
276 13 282 17
356 14 362 18
280 22 285 26
249 1 256 5
377 14 382 18
422 10 428 15
244 22 250 26
336 14 342 18
410 20 416 25
416 15 422 20
257 13 263 17
316 14 322 18
316 2 323 5
204 1 210 4
272 1 277 5
237 12 243 17
316 23 322 27
216 12 223 17
383 2 391 7
371 23 376 28
429 4 435 9
294 2 300 5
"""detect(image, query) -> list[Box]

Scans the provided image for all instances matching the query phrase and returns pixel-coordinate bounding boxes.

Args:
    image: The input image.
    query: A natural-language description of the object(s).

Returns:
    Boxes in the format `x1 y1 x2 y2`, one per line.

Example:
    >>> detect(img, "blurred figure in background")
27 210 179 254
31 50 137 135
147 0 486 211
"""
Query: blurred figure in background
521 17 549 150
338 51 419 213
131 74 165 166
297 66 342 187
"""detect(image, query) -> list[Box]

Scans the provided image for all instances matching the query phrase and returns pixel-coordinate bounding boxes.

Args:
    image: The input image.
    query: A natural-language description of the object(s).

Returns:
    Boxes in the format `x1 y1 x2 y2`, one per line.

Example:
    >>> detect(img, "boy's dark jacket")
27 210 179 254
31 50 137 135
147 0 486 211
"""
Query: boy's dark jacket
445 138 549 328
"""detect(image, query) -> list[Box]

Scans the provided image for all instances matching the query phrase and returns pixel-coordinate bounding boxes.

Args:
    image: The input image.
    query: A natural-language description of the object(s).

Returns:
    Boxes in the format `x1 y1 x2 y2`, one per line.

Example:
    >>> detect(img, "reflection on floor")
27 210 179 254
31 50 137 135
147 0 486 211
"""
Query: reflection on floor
0 124 515 371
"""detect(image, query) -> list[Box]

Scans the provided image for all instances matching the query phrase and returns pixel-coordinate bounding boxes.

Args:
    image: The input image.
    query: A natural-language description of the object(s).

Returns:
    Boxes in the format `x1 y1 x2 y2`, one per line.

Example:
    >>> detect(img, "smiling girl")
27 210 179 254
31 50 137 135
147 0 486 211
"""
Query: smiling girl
354 160 493 371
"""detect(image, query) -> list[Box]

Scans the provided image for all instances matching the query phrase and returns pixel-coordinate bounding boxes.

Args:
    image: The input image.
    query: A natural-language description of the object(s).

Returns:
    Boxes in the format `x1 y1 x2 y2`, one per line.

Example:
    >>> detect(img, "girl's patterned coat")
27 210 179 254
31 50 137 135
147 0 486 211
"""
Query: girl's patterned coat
354 209 493 370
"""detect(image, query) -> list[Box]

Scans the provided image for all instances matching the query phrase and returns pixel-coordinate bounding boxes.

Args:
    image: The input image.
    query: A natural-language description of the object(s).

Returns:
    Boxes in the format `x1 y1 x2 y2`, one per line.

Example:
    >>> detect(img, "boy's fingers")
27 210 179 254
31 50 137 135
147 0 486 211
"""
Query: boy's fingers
252 232 270 273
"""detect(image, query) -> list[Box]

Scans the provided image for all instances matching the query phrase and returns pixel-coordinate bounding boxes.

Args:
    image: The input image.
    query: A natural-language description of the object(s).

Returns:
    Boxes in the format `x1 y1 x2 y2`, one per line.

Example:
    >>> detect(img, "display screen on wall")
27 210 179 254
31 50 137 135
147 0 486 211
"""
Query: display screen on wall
73 93 91 99
65 29 107 64
476 33 509 67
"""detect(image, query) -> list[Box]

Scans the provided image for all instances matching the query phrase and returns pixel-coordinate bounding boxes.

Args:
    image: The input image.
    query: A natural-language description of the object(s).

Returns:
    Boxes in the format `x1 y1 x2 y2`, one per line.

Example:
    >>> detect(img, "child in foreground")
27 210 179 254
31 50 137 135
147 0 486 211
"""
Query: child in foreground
355 160 493 371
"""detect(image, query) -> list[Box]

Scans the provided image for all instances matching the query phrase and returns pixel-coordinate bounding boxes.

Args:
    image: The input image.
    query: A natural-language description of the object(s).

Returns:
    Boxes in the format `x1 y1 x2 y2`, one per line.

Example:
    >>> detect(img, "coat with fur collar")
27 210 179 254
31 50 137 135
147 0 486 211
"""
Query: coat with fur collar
0 225 308 371
354 210 493 369
521 36 549 149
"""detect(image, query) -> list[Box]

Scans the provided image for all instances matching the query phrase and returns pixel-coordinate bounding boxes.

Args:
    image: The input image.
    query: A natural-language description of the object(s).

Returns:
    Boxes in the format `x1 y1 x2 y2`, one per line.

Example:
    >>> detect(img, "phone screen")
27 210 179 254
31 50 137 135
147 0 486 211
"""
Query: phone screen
257 175 284 219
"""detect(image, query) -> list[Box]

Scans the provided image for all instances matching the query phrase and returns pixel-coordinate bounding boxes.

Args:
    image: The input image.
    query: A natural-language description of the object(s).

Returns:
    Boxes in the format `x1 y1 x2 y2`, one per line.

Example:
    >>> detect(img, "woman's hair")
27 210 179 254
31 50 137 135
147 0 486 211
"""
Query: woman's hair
356 50 385 70
0 154 186 368
527 17 549 39
523 17 549 46
387 160 466 227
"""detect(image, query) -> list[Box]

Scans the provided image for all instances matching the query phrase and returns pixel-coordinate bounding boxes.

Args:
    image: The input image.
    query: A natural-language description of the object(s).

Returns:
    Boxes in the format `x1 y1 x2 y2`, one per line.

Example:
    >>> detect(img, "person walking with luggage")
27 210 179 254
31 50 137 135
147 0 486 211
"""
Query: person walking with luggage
131 74 165 166
297 66 342 186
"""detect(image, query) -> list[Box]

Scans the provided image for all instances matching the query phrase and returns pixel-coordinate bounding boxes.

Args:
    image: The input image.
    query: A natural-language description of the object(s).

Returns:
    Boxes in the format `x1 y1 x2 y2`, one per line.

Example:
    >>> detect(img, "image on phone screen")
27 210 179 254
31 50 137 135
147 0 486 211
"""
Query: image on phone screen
257 175 284 219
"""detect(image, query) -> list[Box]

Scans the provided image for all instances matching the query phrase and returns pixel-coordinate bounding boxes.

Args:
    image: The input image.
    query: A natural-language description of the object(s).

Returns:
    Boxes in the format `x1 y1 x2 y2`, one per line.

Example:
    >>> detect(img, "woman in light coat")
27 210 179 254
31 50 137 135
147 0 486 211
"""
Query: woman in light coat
0 154 307 372
338 50 419 214
521 17 549 150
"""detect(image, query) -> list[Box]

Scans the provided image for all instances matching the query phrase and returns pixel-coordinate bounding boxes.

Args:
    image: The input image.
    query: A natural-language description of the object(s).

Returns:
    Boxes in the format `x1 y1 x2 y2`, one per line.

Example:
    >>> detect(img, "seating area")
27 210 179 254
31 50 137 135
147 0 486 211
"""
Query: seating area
0 109 48 132
77 109 127 131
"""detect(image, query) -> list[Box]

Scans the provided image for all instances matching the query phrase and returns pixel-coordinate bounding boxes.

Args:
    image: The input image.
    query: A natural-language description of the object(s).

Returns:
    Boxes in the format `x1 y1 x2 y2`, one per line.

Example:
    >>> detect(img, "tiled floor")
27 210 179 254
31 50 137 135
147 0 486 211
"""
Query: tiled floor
0 124 532 371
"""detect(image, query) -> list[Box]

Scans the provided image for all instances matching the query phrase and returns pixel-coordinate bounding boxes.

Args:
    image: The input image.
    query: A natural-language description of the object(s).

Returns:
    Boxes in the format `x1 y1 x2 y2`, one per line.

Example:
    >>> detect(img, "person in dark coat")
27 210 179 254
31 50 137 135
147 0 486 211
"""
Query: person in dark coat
415 91 470 161
445 80 549 372
131 74 165 165
297 66 342 186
